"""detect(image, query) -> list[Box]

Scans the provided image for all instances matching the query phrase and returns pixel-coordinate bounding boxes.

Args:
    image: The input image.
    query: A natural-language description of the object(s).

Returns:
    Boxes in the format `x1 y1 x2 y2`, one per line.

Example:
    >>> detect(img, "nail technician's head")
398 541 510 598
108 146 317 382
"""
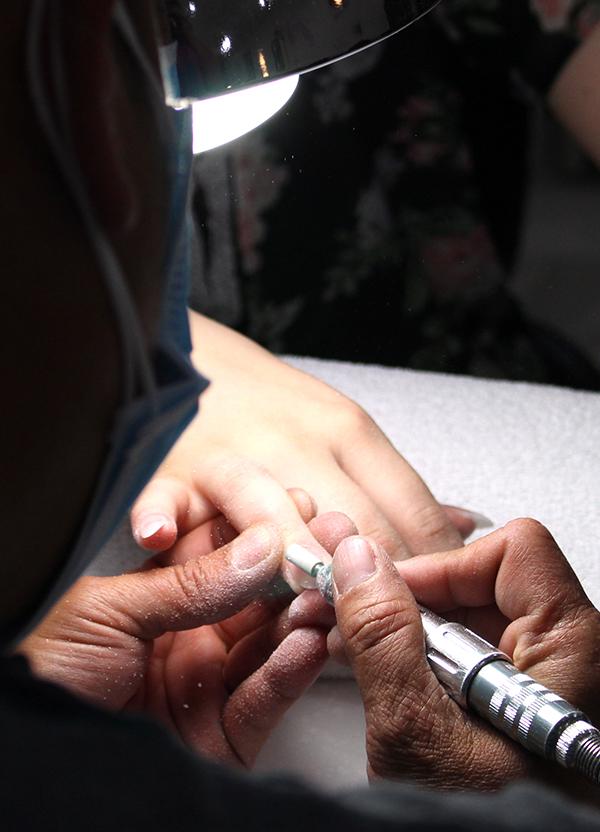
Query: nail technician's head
0 2 172 633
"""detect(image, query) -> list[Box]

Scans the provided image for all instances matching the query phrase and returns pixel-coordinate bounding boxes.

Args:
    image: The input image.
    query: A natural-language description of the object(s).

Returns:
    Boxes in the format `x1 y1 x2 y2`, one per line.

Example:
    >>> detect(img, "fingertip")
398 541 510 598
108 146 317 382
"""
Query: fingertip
287 487 318 523
332 535 378 596
332 536 425 668
277 626 330 677
332 535 416 609
308 511 358 553
133 515 177 551
288 589 336 630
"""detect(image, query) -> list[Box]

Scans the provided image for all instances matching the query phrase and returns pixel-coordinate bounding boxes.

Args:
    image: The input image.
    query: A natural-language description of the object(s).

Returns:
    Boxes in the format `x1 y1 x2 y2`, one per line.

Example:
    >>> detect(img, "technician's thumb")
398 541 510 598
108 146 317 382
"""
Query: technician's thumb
88 523 283 641
332 535 450 780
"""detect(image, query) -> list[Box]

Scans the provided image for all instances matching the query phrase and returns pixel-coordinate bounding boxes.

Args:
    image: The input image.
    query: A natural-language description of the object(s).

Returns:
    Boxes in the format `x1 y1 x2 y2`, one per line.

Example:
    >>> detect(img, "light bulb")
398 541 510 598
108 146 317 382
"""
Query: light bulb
192 74 299 154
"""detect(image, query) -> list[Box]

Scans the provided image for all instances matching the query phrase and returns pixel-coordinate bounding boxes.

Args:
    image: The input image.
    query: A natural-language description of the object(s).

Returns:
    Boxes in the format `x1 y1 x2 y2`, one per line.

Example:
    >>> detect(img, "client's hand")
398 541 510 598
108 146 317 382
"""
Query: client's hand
131 312 467 590
19 510 348 768
330 519 600 796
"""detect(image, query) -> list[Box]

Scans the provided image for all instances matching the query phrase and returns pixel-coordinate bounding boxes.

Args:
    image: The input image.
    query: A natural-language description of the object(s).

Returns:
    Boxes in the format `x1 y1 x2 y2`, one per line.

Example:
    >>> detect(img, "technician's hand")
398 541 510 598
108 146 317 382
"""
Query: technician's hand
131 312 468 590
331 519 600 795
19 517 339 768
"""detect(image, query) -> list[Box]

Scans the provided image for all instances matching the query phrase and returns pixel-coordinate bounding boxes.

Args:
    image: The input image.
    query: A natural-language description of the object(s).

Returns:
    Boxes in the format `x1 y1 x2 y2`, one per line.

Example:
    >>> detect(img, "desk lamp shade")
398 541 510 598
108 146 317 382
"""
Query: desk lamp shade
159 0 437 104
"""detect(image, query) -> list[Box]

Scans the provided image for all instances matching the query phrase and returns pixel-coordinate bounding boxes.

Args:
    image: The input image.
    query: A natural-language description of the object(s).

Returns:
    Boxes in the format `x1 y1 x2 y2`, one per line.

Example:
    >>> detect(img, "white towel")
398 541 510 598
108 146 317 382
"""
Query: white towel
91 359 600 788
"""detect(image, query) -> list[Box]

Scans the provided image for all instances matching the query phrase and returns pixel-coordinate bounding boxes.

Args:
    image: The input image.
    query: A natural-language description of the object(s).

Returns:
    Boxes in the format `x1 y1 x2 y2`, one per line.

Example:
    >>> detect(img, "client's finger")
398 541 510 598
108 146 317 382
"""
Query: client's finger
336 429 463 555
160 487 318 569
188 451 335 592
131 475 217 551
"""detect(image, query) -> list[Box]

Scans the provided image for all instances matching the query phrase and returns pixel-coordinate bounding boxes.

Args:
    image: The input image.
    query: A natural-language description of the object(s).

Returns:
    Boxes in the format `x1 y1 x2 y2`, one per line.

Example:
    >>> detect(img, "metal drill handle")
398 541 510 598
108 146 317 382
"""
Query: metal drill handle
421 610 600 784
286 552 600 784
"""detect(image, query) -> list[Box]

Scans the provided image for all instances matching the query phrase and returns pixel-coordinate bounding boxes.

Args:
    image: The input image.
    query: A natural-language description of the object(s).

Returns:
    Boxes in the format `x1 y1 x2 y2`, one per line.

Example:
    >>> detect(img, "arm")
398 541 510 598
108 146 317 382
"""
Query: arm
547 21 600 167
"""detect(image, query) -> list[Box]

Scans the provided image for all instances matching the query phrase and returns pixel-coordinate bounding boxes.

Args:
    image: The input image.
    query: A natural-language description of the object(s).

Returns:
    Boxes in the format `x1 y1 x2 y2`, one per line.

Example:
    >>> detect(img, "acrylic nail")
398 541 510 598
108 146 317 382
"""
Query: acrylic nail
450 507 494 529
138 516 167 540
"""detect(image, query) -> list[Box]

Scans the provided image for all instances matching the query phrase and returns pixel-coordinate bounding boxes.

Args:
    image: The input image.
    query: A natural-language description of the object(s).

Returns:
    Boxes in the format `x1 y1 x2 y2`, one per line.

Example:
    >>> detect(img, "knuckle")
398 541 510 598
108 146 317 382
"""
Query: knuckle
409 502 454 548
73 577 118 622
65 577 136 636
207 454 275 512
73 575 98 597
504 517 555 551
173 558 211 609
337 400 376 436
218 455 271 487
364 528 409 561
503 518 582 605
344 596 416 661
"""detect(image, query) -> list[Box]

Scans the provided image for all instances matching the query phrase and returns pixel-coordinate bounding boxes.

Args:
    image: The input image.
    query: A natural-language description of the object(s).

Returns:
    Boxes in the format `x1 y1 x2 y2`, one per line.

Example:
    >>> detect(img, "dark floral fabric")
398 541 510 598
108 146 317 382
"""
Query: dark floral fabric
190 0 600 390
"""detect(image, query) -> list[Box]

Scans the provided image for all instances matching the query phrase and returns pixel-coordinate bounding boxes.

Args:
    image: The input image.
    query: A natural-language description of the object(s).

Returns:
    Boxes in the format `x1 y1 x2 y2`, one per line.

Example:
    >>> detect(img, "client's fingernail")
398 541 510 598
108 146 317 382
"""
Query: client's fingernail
232 525 278 571
333 537 376 595
451 507 494 529
138 515 168 540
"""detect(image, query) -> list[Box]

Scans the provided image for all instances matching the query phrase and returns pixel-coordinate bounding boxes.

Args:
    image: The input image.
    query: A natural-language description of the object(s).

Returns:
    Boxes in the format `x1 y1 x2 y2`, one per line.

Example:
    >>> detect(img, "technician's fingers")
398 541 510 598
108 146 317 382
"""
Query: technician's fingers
395 519 590 633
223 627 329 767
396 519 600 711
223 585 336 693
78 524 284 640
222 511 354 688
335 427 463 555
332 535 522 787
162 625 327 767
160 626 233 763
326 625 349 666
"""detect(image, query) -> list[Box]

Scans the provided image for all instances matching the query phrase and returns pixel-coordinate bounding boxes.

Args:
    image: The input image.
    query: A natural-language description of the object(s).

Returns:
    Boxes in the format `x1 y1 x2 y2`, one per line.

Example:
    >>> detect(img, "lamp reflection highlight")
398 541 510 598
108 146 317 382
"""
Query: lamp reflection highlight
192 74 299 154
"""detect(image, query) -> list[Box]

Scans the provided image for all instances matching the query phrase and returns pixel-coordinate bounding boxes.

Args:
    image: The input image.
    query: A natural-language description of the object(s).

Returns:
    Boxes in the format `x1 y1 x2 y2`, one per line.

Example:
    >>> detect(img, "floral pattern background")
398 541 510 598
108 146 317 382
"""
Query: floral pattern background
190 0 600 390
